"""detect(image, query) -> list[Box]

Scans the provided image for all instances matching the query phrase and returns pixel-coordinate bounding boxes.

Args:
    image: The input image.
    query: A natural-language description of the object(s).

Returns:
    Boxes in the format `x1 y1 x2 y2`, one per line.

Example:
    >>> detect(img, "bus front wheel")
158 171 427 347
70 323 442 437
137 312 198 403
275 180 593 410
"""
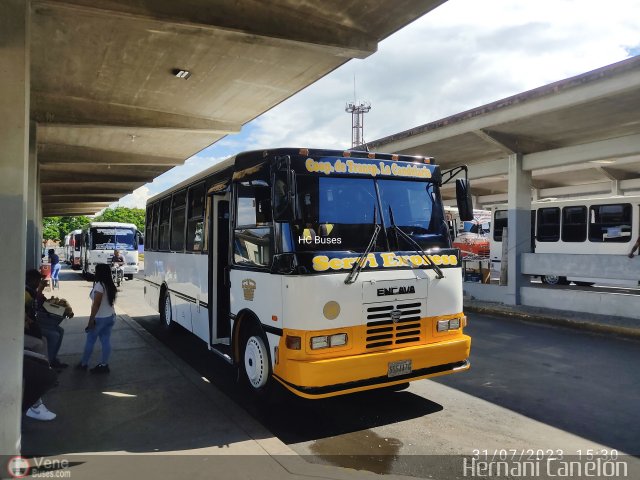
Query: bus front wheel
241 327 272 395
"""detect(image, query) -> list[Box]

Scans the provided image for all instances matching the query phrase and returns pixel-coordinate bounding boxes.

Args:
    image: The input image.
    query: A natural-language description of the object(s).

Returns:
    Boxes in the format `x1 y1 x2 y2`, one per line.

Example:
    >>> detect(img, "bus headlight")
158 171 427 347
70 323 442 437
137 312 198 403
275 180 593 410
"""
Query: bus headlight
310 333 348 349
322 301 341 320
437 317 463 332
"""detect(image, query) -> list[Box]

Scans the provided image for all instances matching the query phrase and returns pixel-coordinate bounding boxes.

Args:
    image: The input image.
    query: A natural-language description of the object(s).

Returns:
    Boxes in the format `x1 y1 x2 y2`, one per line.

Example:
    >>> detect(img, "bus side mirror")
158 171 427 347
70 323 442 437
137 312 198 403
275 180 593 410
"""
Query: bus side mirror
456 179 474 221
272 156 296 222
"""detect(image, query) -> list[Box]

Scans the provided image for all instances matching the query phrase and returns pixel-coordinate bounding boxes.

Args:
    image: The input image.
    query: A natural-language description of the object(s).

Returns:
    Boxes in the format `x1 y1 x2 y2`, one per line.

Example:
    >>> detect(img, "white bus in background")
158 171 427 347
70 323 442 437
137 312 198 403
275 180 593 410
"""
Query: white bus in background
64 229 83 269
490 196 640 286
143 148 475 399
63 233 72 264
81 222 142 278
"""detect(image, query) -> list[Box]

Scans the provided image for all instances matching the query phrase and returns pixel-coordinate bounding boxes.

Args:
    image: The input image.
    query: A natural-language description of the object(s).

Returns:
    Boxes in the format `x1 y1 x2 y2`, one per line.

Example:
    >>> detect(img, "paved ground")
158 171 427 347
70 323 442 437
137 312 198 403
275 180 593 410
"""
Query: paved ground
111 271 640 478
19 266 410 480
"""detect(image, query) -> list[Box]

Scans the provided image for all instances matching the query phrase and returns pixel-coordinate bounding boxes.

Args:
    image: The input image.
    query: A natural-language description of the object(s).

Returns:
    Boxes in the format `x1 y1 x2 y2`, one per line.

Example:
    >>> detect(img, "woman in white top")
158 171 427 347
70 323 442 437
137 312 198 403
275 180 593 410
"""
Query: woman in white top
77 263 117 373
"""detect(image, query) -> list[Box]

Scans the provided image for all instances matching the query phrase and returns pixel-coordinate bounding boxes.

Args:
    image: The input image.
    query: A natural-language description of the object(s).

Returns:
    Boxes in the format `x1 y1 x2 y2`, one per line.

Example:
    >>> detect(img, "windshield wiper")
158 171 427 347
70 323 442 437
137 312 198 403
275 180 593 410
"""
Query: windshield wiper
345 207 381 285
388 206 444 279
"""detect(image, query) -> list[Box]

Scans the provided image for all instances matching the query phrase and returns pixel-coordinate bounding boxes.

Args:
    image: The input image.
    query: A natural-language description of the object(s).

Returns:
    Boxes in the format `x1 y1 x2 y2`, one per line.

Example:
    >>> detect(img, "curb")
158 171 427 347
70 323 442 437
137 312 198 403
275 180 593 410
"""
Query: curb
464 304 640 340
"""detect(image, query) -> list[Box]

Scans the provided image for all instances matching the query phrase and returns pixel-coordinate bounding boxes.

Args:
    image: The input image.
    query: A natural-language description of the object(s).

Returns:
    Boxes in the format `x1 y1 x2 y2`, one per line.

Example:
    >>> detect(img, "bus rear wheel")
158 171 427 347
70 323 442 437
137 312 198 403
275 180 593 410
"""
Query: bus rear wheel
241 327 272 395
541 275 569 286
160 290 173 329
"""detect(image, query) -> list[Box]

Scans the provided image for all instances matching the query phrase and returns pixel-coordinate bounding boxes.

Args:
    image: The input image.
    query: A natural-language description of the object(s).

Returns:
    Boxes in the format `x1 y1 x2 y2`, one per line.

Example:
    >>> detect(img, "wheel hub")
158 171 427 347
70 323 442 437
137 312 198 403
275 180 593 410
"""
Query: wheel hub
244 337 267 388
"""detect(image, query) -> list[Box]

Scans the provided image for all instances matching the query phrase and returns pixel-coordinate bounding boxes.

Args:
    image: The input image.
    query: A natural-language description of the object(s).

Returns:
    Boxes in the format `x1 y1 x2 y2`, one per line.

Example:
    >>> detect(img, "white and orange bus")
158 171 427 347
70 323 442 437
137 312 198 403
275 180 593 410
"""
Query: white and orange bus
64 229 83 270
143 148 473 398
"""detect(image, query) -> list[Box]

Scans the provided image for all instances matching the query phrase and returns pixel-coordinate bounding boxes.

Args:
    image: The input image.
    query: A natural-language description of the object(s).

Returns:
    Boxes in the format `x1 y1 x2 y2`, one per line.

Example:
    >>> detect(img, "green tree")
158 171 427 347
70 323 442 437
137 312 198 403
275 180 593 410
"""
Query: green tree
42 216 91 243
42 217 61 242
95 206 146 231
57 216 90 242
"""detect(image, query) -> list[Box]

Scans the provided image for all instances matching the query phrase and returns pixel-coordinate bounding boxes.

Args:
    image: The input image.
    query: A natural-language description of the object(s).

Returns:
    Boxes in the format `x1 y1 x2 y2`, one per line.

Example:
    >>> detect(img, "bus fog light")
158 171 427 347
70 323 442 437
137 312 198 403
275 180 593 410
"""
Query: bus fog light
330 333 347 347
323 301 341 320
286 335 301 350
449 318 460 330
310 336 330 349
437 320 450 332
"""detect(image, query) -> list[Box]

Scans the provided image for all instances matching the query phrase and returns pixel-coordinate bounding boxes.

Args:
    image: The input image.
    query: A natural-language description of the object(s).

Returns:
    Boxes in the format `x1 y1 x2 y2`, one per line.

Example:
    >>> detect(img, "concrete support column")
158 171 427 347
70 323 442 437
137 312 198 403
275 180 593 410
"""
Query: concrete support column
0 0 30 456
26 121 38 268
506 153 531 305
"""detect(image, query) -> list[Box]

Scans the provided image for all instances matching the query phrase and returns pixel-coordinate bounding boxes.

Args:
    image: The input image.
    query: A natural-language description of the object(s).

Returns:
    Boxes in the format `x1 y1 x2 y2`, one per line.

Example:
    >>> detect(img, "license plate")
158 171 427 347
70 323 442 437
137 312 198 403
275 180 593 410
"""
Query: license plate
388 359 412 378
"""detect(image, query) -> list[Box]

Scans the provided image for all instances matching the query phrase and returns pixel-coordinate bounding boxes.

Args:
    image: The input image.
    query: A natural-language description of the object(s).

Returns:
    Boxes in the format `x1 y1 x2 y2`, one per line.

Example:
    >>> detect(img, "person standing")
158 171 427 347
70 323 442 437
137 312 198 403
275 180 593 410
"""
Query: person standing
76 263 117 373
48 248 61 288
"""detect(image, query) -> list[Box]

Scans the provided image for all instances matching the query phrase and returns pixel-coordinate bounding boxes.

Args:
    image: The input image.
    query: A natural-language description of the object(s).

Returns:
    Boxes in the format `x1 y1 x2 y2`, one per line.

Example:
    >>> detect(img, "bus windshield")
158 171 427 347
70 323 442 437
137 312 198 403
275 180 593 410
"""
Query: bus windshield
293 176 448 252
91 227 137 251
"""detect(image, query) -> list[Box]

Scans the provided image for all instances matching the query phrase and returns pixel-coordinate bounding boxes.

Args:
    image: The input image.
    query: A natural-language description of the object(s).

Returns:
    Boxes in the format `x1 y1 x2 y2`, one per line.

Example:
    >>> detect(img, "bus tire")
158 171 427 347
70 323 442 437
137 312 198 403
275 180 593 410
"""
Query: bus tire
160 289 174 330
241 325 272 396
541 275 568 286
126 274 133 280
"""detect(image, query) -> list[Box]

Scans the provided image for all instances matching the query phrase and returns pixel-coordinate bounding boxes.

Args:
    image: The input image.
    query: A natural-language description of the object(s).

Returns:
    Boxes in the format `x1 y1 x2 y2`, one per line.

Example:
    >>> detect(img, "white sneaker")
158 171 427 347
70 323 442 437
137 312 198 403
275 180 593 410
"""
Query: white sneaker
26 403 56 421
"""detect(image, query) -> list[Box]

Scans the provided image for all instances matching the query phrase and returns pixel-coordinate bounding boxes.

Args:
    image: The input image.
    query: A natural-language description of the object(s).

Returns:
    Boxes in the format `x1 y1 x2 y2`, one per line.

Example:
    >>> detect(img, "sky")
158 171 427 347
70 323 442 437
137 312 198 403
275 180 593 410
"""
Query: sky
116 0 640 210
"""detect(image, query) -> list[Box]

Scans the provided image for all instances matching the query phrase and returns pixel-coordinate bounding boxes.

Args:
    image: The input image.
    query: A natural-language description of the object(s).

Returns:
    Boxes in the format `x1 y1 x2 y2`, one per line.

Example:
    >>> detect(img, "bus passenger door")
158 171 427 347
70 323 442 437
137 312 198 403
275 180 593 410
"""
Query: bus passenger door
210 196 231 346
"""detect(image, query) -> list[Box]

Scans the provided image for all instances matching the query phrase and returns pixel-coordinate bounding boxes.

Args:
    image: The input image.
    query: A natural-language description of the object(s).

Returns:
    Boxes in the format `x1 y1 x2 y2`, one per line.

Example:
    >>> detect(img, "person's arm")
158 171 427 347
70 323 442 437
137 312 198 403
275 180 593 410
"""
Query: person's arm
629 238 640 258
87 285 103 330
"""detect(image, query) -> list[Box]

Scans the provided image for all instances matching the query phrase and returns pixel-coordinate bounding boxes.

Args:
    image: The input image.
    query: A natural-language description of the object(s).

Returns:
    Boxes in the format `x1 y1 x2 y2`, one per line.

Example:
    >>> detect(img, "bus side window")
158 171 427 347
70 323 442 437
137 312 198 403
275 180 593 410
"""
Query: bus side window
145 205 154 250
536 207 560 242
589 203 632 243
493 210 508 242
233 182 273 268
171 190 187 252
561 206 587 242
186 183 205 252
158 198 171 250
152 203 160 250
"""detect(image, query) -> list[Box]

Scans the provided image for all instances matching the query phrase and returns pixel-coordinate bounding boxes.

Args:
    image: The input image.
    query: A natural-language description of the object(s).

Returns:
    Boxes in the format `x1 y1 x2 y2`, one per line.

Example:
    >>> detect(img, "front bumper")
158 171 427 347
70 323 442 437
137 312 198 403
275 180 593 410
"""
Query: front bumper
274 335 470 399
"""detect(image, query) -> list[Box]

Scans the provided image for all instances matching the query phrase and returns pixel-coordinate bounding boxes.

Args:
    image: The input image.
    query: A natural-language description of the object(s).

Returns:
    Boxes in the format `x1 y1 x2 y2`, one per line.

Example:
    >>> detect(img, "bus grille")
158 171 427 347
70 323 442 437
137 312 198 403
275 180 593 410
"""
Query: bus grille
365 302 423 349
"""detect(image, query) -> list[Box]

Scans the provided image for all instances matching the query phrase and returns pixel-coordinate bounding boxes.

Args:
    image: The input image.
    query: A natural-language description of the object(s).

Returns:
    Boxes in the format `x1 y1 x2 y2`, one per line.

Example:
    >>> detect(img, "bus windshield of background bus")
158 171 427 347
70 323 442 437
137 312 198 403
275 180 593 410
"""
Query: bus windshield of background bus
293 176 448 252
91 228 137 251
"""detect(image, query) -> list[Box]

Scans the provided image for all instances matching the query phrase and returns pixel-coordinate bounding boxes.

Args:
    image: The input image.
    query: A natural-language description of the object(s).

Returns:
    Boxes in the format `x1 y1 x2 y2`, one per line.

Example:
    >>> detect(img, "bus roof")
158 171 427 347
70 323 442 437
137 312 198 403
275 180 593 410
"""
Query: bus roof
147 148 434 205
87 222 138 229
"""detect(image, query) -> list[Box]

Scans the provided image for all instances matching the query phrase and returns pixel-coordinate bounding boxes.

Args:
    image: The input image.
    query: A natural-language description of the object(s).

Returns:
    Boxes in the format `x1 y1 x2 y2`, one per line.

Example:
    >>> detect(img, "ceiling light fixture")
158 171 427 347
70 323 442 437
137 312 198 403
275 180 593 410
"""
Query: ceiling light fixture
172 69 192 79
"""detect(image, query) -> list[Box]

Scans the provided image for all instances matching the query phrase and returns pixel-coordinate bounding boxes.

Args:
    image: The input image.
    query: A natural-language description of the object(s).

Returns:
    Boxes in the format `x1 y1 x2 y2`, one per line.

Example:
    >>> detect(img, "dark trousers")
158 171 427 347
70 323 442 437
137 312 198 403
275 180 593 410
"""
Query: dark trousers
22 354 57 412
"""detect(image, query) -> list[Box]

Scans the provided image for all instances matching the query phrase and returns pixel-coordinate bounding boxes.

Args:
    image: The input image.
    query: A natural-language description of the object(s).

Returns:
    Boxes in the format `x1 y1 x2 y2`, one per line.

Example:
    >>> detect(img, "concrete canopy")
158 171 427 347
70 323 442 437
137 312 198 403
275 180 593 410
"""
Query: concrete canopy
368 56 640 207
32 0 447 216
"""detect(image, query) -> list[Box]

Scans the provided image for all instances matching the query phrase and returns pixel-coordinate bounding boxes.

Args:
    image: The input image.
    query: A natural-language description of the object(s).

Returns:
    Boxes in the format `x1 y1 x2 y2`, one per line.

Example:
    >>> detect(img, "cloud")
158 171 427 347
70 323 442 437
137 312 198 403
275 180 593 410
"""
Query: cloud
114 0 640 204
115 186 152 210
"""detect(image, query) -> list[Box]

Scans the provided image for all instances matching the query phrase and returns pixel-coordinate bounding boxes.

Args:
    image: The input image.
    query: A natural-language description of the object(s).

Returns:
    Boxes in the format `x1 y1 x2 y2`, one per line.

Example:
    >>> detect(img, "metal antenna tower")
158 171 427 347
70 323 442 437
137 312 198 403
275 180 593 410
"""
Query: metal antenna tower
345 76 371 148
